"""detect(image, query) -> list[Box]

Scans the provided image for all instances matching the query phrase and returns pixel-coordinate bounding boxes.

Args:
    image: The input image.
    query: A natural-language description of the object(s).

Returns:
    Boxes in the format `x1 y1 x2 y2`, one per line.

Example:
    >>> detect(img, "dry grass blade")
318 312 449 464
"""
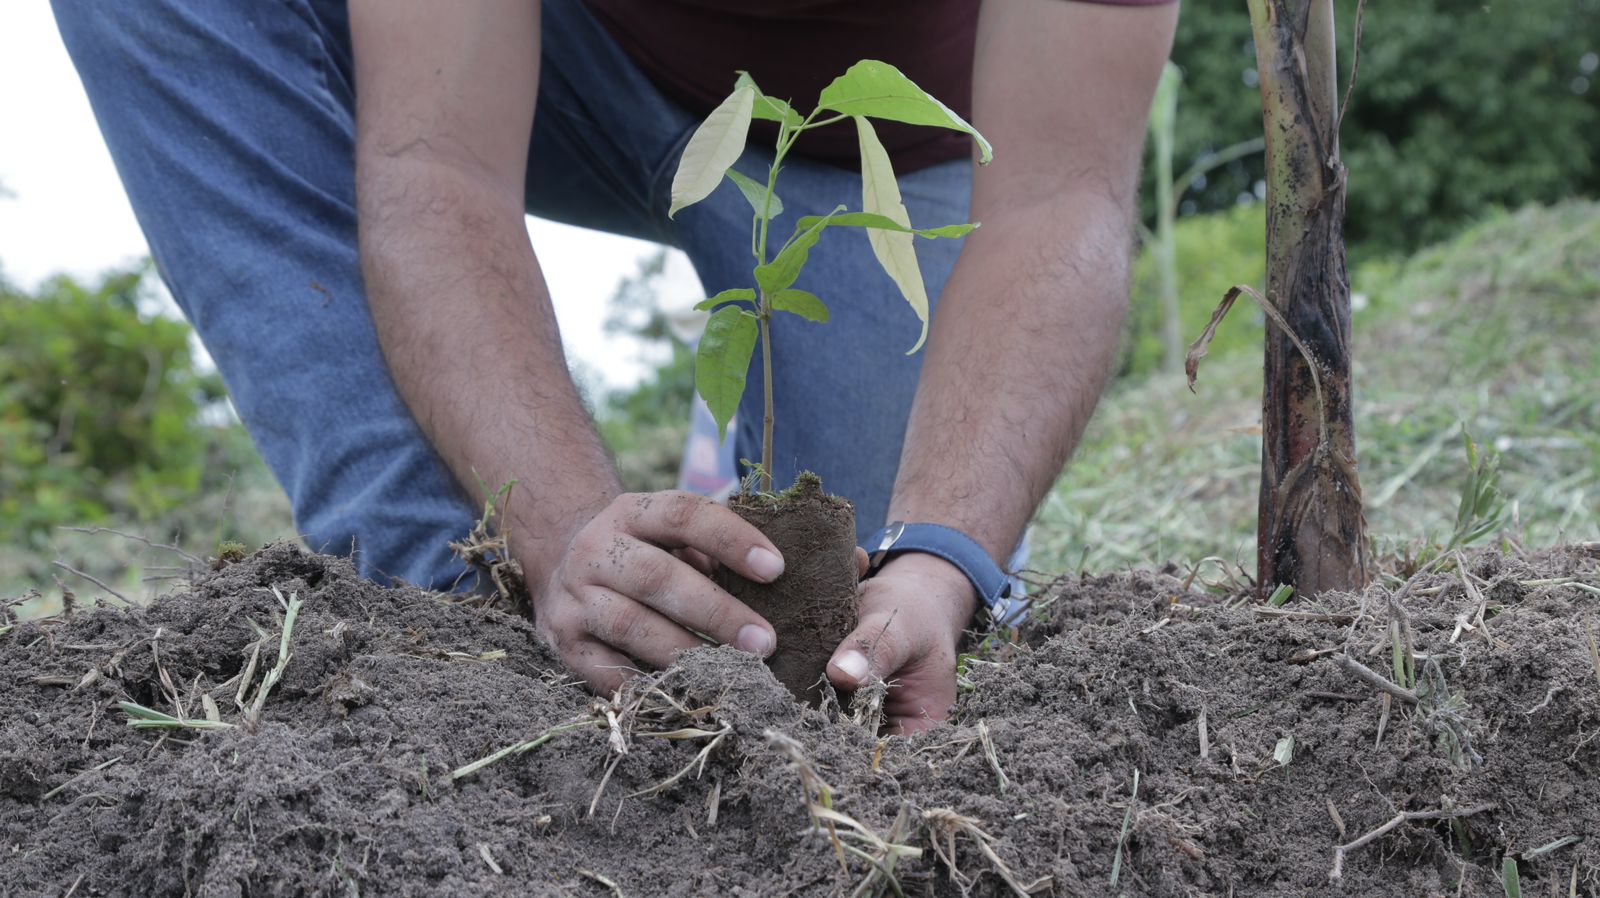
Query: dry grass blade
767 729 849 872
1522 578 1600 597
118 701 234 731
767 729 924 893
850 803 918 898
40 756 122 802
233 640 263 712
578 868 624 897
1328 803 1495 882
923 807 1050 897
1335 653 1419 704
1255 607 1355 623
60 525 206 567
449 717 594 781
1110 769 1141 888
977 720 1010 794
243 587 304 728
851 675 890 733
628 725 732 798
1585 614 1600 690
1187 284 1326 444
50 560 130 605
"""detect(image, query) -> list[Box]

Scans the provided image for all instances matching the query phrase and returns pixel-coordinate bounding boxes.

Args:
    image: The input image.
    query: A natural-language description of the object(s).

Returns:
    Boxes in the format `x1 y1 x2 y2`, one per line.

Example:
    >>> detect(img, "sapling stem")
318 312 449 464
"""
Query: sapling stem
748 108 817 495
758 303 775 493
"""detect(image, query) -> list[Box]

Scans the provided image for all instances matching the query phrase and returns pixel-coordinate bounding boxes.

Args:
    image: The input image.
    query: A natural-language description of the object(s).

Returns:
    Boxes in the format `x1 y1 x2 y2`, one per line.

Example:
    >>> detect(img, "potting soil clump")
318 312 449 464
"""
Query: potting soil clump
3 542 1598 896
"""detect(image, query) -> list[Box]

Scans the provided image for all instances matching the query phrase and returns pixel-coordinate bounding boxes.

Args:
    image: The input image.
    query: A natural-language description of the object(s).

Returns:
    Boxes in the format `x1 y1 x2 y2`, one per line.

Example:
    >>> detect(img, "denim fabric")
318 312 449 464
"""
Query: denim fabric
52 0 973 589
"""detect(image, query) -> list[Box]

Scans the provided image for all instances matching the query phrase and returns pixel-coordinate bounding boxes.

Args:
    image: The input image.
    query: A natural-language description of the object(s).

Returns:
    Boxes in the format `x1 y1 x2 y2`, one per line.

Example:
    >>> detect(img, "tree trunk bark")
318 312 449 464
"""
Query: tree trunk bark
1246 0 1369 597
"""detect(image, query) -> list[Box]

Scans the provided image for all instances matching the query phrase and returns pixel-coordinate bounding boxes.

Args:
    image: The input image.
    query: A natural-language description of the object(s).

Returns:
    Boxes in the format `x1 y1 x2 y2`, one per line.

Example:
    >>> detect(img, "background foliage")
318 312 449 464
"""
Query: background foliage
594 252 696 493
0 266 225 544
1159 0 1599 252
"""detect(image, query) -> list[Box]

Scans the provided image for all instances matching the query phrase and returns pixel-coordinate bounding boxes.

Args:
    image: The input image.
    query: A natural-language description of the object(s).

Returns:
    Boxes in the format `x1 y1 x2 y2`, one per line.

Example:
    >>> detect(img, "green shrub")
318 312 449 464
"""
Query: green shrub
0 266 225 545
1121 204 1265 379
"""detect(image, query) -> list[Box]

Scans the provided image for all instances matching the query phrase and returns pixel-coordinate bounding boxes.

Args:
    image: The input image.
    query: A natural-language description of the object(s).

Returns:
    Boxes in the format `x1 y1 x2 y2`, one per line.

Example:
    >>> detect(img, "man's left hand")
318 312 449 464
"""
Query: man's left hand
826 553 979 733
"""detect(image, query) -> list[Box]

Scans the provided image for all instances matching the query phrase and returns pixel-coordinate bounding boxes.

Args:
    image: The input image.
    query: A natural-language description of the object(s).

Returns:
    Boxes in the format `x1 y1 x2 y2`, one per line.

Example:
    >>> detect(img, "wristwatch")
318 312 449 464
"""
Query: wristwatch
862 521 1029 628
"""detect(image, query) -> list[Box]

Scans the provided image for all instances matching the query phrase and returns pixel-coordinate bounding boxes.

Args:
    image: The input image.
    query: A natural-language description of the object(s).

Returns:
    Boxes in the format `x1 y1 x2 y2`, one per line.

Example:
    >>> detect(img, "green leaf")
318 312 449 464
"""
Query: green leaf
1267 584 1294 607
771 289 828 323
692 288 757 312
724 169 783 219
735 72 804 128
754 205 845 296
792 212 977 239
668 85 755 218
694 307 759 441
818 60 993 164
855 116 930 354
1501 856 1521 898
1272 734 1295 767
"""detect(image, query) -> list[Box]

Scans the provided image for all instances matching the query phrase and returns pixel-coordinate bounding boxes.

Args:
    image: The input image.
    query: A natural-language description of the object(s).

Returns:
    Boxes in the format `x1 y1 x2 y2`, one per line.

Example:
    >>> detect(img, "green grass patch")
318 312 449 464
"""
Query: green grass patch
1035 201 1600 576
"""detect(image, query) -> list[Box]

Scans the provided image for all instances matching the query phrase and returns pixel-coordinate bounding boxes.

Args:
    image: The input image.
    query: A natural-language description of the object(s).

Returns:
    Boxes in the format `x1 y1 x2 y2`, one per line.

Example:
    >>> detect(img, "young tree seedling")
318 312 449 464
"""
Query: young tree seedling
668 60 991 492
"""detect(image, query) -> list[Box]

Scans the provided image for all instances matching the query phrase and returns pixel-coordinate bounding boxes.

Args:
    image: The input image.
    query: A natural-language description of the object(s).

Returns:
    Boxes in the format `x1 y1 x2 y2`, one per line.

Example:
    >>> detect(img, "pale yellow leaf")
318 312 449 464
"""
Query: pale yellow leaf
668 86 755 218
855 116 928 353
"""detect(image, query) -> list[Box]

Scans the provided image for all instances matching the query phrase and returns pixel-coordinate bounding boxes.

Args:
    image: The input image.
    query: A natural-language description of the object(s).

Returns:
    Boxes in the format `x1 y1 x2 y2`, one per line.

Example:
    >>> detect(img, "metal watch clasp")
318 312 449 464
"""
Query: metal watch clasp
869 520 906 573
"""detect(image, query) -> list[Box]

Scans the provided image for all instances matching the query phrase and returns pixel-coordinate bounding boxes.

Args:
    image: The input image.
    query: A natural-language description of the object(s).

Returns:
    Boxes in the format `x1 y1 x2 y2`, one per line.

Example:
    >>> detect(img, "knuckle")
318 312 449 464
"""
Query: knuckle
700 599 732 638
618 492 648 527
600 602 646 647
569 523 606 561
660 491 703 531
630 552 675 600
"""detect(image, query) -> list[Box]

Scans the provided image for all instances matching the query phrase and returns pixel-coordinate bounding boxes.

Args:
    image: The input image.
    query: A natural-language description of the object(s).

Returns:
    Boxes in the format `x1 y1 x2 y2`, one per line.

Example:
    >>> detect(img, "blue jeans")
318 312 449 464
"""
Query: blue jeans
53 0 972 589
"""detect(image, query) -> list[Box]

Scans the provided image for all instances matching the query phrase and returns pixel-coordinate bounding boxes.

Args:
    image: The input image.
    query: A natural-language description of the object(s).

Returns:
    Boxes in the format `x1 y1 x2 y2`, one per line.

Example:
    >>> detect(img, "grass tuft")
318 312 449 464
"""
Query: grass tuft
243 586 303 728
118 701 234 731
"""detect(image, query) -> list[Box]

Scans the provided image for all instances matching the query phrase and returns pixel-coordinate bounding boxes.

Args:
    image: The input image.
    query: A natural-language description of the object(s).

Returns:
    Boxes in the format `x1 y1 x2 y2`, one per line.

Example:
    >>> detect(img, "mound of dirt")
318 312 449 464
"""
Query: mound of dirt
3 542 1597 896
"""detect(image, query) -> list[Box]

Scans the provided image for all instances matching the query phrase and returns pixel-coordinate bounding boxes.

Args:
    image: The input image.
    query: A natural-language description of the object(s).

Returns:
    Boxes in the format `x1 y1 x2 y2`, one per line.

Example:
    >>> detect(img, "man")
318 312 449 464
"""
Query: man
53 0 1177 731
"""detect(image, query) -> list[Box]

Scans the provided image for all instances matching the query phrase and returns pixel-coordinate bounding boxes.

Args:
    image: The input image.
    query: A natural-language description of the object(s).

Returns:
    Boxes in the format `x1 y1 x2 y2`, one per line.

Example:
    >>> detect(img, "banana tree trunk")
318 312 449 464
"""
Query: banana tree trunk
1247 0 1369 597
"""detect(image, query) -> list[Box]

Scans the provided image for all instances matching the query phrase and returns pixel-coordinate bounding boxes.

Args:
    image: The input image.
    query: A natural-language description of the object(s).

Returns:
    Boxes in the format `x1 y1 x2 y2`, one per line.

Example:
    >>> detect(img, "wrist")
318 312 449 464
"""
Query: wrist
505 482 618 585
875 552 980 633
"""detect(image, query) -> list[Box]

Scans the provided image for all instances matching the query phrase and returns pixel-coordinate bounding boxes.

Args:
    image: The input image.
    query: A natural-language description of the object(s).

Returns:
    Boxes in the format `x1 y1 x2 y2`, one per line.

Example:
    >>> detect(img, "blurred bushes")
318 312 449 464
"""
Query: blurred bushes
1158 0 1599 253
0 266 225 544
1122 203 1265 379
595 251 694 492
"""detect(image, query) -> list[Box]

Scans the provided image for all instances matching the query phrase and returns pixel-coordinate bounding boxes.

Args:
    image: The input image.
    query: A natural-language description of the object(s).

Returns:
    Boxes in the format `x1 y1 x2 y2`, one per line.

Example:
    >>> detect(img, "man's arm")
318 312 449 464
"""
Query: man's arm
827 0 1179 729
350 1 784 693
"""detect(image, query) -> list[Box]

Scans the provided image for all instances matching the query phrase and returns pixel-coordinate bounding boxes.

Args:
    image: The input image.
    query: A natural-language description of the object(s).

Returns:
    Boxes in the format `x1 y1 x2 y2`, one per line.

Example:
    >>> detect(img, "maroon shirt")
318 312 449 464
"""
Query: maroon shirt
582 0 1174 171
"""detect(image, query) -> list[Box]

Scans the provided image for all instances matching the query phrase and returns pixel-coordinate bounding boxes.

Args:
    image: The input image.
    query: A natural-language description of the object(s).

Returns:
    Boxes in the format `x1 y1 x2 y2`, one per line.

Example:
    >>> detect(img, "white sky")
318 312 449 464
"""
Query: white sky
0 3 699 391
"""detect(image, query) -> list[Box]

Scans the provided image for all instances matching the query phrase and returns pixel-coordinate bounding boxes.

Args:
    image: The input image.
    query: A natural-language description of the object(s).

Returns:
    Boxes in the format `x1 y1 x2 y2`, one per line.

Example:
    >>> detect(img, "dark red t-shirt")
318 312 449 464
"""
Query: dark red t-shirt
582 0 1174 171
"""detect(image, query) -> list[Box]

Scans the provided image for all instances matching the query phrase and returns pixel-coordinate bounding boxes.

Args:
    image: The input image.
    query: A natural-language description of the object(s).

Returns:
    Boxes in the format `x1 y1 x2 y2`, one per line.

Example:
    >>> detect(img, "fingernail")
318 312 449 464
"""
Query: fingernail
831 650 869 684
736 624 776 657
746 547 785 582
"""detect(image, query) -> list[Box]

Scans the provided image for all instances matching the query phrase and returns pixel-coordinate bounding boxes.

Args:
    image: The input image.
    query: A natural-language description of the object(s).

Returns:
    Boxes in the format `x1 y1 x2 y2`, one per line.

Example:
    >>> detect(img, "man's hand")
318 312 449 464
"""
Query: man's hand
532 491 786 694
826 553 979 733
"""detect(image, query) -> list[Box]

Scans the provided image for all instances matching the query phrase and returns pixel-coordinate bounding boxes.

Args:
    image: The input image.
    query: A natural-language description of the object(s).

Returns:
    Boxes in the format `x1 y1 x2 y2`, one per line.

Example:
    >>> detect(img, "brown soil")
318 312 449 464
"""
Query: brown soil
2 542 1598 897
717 472 858 704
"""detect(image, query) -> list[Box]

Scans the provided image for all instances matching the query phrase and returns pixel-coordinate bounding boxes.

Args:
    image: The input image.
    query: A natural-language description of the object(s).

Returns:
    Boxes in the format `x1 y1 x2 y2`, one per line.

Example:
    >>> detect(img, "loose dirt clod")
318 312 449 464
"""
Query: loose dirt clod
2 542 1598 896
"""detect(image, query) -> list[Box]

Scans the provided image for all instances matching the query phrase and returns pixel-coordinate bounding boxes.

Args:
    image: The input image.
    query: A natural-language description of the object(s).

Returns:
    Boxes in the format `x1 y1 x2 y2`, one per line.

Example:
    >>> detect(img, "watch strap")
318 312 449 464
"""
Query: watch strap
863 522 1028 628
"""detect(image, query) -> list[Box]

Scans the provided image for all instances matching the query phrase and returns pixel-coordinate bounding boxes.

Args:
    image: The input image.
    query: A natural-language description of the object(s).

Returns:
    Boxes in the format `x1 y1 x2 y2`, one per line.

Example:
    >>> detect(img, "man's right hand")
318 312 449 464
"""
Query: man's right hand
530 491 785 694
